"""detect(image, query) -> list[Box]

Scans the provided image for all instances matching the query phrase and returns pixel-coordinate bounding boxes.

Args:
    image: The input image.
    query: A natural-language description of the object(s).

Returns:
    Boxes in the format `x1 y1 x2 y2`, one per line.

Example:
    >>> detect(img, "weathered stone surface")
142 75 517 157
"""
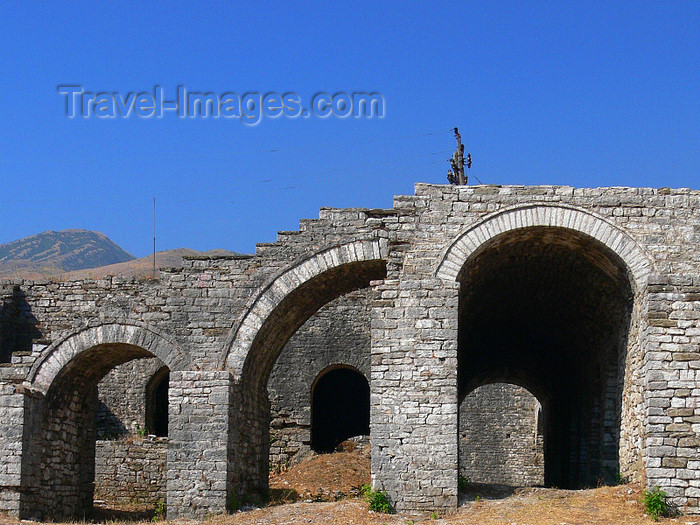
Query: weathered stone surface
1 183 700 518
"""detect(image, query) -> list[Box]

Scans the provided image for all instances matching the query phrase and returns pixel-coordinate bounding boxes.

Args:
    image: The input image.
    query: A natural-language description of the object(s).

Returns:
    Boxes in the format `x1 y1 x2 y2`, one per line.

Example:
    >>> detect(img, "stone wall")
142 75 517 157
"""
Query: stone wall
94 437 167 505
96 357 165 438
167 371 234 519
459 383 544 486
644 275 700 511
268 289 371 468
2 184 700 517
92 288 547 495
370 278 460 512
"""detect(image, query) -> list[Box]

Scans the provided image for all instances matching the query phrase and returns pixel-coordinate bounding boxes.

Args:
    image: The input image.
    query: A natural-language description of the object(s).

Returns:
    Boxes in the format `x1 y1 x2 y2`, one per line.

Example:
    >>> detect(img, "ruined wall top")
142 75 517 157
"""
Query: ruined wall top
1 183 698 383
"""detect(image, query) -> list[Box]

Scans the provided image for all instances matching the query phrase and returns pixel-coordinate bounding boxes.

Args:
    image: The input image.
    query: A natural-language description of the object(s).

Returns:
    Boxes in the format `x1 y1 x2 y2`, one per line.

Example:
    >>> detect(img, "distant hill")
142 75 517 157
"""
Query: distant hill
0 230 240 280
60 248 239 279
0 230 135 275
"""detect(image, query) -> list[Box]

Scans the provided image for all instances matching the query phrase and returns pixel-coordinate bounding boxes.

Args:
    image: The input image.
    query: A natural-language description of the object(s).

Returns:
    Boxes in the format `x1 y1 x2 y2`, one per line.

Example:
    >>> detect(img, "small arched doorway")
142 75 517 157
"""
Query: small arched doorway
146 366 169 437
460 382 545 487
311 365 370 452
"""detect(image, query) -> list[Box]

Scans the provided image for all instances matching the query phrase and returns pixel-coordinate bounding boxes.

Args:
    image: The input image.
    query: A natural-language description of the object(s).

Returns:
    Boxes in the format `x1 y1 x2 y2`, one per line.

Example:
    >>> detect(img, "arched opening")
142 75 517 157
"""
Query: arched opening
24 343 170 520
311 366 370 453
458 226 634 489
459 382 544 488
235 257 387 498
268 289 372 470
146 366 169 437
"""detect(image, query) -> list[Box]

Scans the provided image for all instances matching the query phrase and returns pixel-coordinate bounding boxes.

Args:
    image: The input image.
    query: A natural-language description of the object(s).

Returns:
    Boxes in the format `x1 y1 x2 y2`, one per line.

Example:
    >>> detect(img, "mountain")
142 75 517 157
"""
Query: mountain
0 230 240 279
0 230 135 275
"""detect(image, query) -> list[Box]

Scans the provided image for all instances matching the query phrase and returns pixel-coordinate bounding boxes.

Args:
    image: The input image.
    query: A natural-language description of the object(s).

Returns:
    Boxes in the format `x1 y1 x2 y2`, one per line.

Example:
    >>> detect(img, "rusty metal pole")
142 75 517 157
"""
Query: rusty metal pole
454 128 466 185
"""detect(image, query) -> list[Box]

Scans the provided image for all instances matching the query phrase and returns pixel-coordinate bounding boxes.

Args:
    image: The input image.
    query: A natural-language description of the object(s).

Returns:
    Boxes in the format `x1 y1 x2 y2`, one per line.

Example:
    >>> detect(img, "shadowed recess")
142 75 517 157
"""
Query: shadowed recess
458 227 633 489
311 366 370 452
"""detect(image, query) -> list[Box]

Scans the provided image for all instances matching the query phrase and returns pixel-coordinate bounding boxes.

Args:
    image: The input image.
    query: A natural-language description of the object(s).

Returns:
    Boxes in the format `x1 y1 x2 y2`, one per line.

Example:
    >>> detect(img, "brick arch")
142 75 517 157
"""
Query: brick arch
223 237 389 379
436 204 653 289
28 322 190 395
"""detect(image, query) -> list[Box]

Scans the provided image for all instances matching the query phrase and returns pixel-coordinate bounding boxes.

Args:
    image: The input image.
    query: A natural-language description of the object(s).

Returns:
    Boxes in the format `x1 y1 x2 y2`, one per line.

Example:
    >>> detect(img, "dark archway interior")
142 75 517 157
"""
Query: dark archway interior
26 344 157 520
458 227 633 489
147 367 169 437
311 367 370 452
237 259 386 497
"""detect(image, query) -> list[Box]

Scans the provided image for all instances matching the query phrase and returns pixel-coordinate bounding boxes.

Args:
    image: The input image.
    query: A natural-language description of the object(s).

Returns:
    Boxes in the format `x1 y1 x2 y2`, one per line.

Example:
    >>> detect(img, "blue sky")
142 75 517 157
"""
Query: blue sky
1 2 698 257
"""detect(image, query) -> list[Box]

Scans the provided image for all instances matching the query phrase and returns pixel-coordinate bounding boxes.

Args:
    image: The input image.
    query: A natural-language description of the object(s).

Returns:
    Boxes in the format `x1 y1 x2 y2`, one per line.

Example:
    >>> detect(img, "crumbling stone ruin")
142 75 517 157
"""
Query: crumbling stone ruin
1 183 699 520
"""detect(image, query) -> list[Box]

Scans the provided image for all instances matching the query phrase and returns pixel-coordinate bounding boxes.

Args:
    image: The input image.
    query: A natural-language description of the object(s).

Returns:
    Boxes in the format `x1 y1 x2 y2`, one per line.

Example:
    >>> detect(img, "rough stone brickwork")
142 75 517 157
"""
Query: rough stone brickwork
92 289 543 501
460 383 544 486
644 275 700 509
94 437 167 505
96 357 165 438
370 278 460 511
167 371 233 519
1 184 700 518
268 289 371 468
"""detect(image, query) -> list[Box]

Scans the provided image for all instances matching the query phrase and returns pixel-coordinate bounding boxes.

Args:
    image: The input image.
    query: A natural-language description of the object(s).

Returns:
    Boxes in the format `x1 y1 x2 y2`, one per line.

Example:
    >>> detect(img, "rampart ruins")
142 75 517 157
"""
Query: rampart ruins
1 183 699 519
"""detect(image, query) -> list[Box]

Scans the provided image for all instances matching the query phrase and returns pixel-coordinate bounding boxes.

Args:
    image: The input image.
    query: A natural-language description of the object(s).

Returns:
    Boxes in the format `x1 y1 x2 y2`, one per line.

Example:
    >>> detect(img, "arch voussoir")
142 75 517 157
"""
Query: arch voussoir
222 237 389 377
436 204 654 290
27 322 190 395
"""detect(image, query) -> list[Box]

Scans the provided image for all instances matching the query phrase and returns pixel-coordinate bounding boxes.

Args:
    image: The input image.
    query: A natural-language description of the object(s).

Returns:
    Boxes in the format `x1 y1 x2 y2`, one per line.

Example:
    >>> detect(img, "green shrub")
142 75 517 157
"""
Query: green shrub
360 484 393 513
642 487 668 521
152 499 166 521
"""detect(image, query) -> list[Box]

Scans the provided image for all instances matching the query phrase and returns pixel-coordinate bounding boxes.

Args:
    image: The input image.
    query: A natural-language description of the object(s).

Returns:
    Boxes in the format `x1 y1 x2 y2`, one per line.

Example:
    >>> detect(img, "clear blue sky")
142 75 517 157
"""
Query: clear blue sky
1 2 698 257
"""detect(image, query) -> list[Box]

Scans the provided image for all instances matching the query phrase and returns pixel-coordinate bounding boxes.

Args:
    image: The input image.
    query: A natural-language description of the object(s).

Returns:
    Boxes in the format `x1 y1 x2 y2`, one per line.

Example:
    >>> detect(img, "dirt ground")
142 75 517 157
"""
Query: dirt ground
2 448 697 525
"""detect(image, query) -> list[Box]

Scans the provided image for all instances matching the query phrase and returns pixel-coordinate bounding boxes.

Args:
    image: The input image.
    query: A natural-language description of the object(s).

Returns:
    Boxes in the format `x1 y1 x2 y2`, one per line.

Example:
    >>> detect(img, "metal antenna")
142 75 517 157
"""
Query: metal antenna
153 197 156 278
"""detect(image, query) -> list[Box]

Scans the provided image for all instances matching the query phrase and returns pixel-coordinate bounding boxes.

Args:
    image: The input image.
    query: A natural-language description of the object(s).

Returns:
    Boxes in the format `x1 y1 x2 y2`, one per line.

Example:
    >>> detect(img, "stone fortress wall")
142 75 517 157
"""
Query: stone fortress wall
1 184 699 519
94 287 542 503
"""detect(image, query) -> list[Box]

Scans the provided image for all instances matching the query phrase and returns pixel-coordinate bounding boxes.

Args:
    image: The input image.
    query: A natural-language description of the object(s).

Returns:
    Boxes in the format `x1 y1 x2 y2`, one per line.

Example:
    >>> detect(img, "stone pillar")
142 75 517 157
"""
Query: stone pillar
644 275 700 514
0 384 25 516
370 278 459 512
0 383 45 519
167 371 235 519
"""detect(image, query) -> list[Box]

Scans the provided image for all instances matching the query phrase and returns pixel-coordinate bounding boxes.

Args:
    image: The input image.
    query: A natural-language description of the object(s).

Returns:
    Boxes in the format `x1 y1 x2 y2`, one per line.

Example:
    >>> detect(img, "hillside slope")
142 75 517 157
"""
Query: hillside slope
60 248 239 279
0 230 134 275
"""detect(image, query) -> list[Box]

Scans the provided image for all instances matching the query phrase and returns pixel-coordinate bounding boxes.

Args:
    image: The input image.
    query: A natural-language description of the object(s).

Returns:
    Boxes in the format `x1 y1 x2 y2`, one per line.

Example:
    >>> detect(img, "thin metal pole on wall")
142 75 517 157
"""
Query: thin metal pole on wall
153 197 156 278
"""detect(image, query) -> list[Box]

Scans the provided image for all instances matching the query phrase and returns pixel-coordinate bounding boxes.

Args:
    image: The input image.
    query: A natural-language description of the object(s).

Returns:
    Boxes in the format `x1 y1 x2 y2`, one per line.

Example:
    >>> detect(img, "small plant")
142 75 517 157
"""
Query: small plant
615 472 629 485
458 475 468 490
136 423 147 437
643 486 668 521
361 484 393 513
152 499 166 521
430 510 440 519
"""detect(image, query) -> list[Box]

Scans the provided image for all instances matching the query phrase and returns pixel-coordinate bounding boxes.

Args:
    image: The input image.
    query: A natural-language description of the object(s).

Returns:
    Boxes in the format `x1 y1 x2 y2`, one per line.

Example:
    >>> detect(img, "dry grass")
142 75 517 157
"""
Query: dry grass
269 447 370 503
1 450 695 525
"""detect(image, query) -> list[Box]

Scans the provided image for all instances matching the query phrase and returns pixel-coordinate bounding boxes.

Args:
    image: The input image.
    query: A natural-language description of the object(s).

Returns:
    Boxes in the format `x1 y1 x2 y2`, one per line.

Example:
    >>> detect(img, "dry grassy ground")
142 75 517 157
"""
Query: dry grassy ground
1 449 697 525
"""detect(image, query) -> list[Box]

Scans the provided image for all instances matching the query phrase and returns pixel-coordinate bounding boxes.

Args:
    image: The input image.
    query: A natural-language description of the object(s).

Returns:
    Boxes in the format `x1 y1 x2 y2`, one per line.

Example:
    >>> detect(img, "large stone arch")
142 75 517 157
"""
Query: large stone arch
436 204 653 289
441 204 655 489
27 321 191 395
223 237 388 499
17 322 191 520
223 236 389 380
